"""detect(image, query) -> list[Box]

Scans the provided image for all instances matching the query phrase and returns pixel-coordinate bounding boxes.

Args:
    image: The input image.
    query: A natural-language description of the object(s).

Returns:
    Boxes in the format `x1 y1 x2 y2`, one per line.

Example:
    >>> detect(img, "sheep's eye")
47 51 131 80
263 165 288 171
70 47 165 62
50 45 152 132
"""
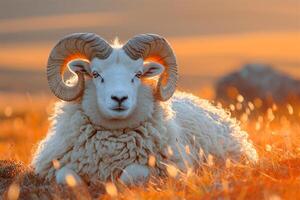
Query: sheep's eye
135 71 142 79
92 71 100 78
92 71 104 83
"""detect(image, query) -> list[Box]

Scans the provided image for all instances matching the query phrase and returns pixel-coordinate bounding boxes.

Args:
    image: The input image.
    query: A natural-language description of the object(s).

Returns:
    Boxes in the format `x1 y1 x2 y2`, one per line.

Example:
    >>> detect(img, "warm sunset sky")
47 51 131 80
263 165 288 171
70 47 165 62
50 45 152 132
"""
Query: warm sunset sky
0 0 299 94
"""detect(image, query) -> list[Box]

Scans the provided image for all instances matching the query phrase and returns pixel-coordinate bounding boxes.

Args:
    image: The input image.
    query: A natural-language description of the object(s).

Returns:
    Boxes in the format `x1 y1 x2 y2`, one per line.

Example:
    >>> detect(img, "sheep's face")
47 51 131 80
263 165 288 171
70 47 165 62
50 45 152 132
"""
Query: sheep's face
69 49 164 124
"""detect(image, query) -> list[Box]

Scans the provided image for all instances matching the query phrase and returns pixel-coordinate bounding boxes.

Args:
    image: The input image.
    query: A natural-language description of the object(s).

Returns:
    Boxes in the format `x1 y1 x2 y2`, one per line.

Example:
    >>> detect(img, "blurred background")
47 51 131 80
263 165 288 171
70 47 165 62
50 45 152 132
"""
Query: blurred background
0 0 299 97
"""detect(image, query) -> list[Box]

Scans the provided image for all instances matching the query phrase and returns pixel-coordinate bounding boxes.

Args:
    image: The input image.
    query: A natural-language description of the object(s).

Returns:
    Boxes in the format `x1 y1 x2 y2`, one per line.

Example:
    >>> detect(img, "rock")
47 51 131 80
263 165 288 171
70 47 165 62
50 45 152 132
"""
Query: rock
215 63 300 111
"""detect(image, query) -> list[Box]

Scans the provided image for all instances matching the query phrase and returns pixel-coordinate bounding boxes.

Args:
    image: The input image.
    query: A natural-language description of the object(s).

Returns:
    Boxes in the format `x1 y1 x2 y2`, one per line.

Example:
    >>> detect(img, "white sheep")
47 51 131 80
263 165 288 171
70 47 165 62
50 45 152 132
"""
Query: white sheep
31 33 258 185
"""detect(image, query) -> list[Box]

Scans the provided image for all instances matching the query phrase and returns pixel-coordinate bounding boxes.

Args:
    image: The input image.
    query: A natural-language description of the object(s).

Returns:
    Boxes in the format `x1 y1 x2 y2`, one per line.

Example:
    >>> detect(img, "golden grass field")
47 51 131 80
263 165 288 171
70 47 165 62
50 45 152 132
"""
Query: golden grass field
1 90 300 199
0 0 299 198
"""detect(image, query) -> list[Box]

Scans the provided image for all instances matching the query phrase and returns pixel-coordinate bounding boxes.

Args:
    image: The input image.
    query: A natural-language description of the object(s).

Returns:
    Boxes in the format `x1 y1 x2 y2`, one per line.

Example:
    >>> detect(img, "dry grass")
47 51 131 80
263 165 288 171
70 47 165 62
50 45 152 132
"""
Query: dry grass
0 93 53 164
1 92 300 199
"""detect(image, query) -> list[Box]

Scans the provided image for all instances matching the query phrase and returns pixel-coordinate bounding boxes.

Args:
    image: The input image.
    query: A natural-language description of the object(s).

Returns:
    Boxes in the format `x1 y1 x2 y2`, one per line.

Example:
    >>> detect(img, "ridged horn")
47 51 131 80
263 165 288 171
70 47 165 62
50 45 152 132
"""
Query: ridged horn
122 34 178 101
47 33 112 101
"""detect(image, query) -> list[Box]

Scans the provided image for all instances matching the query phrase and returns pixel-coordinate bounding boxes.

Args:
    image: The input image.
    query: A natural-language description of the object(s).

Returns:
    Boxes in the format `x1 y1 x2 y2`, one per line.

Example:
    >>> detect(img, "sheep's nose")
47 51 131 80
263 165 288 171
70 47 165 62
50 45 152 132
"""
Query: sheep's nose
111 95 128 104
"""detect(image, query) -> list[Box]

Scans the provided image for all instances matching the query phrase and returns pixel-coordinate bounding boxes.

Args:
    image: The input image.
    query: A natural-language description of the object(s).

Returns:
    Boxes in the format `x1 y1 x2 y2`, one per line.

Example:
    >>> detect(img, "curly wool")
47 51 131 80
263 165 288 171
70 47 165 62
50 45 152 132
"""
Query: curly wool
171 92 258 163
33 103 172 182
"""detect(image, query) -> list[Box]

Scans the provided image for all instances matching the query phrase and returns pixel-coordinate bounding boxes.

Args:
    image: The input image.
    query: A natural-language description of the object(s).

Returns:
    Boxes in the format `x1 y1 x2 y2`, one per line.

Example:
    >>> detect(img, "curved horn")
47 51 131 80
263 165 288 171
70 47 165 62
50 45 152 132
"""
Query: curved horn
47 33 112 101
122 34 178 101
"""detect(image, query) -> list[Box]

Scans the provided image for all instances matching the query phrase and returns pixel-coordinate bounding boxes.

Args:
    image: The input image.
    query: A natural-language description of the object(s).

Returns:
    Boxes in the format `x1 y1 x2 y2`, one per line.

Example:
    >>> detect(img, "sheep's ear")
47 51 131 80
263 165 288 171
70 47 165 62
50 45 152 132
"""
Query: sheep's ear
143 62 165 78
68 59 91 76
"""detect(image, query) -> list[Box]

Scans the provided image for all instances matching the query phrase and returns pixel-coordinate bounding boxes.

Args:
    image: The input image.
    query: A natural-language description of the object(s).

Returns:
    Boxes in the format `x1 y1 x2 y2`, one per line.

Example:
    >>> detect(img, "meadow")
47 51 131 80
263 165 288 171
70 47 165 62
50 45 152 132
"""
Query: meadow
0 0 299 198
1 89 300 199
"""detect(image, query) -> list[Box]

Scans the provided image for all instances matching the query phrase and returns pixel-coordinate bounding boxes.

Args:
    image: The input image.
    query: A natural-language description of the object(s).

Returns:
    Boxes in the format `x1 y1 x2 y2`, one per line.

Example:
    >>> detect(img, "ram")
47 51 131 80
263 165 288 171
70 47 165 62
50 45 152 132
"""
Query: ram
31 33 258 185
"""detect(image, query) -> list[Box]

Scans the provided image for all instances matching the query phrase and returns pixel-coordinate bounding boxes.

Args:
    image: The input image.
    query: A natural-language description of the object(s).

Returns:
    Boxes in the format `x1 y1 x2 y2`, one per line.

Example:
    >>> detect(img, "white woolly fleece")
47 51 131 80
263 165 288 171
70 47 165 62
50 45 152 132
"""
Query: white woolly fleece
31 91 258 183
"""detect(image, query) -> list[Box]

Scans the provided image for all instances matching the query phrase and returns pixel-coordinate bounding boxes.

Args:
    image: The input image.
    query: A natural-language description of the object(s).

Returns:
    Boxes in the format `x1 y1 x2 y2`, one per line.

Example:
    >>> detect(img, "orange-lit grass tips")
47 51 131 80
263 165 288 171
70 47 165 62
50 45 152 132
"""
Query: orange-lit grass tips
245 108 251 115
167 164 178 177
229 104 235 111
237 94 244 103
148 155 156 167
272 103 278 111
186 167 193 177
199 148 204 160
248 101 255 111
65 174 77 187
167 146 173 156
265 144 272 152
236 103 242 111
7 183 20 200
255 122 261 131
207 154 214 166
185 145 191 154
225 159 231 168
267 108 275 121
268 194 282 200
52 159 60 169
287 104 294 115
105 182 118 197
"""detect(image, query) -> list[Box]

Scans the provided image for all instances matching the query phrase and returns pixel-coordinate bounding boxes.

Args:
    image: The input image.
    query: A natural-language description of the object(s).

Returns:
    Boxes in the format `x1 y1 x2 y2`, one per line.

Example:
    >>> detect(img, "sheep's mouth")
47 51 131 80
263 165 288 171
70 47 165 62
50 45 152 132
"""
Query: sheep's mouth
111 107 128 112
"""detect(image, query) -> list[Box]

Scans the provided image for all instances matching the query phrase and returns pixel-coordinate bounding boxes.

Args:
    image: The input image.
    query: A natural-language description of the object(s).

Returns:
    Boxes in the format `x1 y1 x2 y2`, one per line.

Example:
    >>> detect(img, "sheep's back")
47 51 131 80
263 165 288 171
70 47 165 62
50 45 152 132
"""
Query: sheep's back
170 91 258 163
